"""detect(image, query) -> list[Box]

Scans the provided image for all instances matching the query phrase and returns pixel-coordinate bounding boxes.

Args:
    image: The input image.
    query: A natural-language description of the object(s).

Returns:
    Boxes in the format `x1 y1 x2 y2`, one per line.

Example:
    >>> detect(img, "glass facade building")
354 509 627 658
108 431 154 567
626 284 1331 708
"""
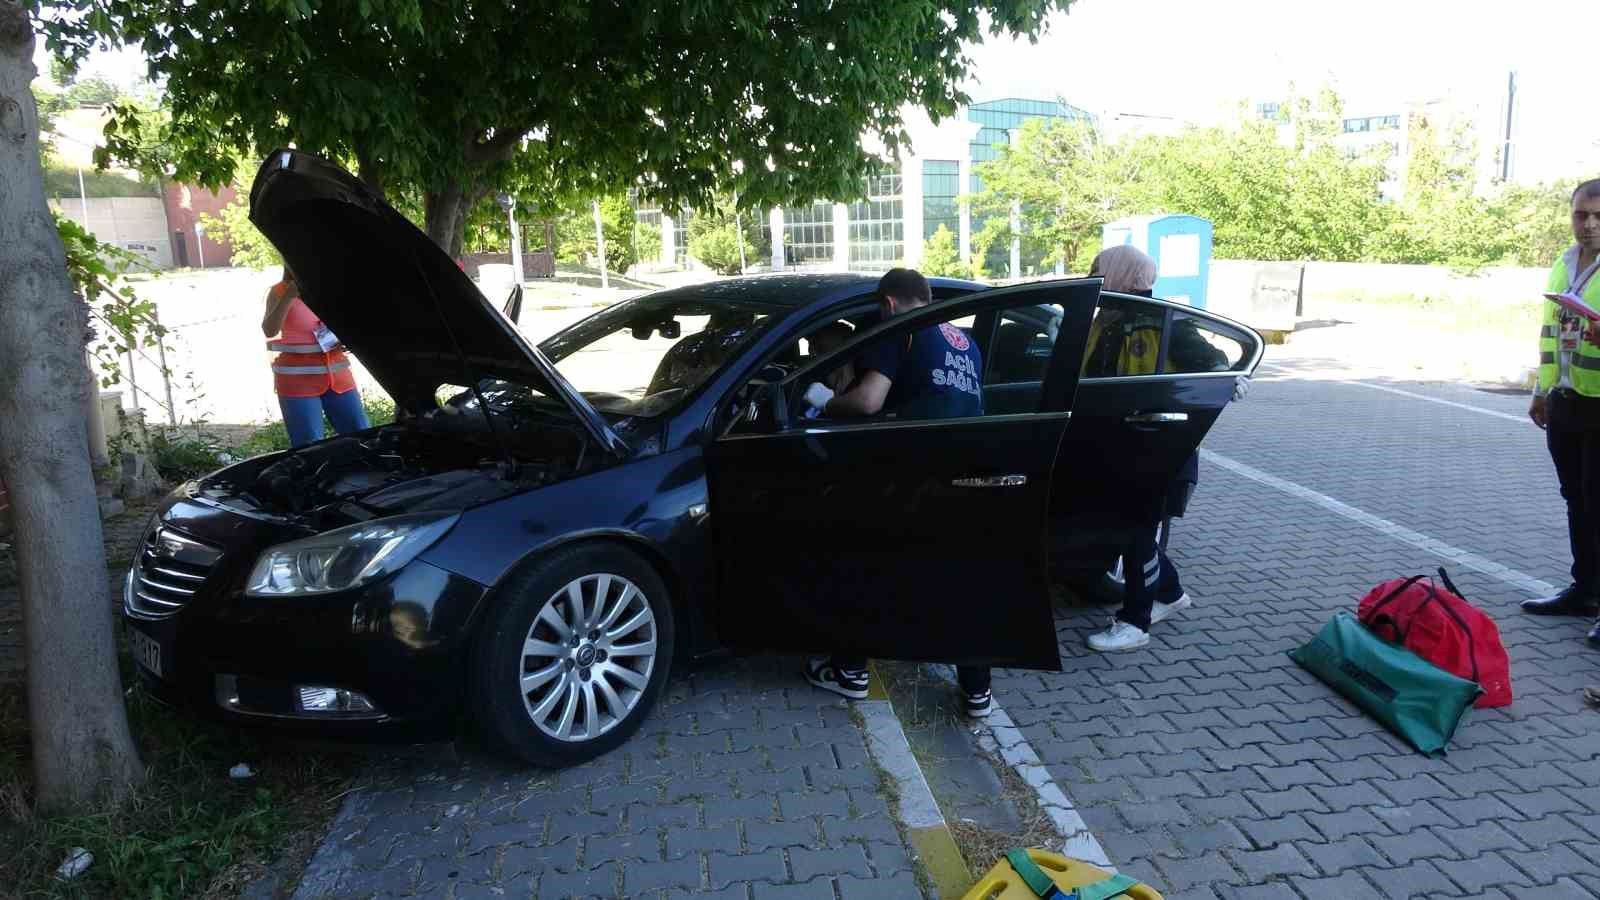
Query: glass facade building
631 97 1094 277
632 206 691 265
782 201 836 266
673 210 690 265
968 98 1095 276
922 160 960 241
847 168 905 271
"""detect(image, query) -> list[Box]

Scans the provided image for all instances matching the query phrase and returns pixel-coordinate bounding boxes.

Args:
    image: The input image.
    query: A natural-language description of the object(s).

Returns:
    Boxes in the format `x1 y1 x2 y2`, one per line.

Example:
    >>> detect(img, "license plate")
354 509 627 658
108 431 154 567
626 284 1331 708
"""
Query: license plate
129 627 164 679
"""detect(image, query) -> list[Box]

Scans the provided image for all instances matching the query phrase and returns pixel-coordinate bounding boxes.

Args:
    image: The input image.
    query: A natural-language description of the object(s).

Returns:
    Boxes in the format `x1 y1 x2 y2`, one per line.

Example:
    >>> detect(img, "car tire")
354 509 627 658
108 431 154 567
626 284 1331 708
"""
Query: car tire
469 543 675 767
1092 516 1171 604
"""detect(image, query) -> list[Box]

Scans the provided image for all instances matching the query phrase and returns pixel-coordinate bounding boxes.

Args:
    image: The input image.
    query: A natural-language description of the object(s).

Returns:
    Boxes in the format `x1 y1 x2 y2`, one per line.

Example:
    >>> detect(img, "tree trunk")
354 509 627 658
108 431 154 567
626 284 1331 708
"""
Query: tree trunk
0 0 144 815
353 141 385 202
424 182 469 257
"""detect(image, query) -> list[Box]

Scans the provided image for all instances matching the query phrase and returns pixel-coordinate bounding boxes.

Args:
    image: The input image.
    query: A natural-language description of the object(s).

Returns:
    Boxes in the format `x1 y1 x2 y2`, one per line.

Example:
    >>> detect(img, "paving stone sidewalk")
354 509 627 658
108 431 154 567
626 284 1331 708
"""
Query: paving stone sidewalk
286 655 928 899
993 375 1600 900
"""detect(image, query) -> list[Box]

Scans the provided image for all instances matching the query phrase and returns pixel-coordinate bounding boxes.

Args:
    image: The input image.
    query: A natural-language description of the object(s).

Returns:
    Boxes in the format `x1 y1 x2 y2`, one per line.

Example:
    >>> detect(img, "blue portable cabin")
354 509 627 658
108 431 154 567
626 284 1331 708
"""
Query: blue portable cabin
1100 214 1213 309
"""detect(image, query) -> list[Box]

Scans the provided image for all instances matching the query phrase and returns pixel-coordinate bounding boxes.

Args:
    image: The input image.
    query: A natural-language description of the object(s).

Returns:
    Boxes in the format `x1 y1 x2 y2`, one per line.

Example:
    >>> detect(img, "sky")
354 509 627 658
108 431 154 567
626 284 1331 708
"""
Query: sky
959 0 1598 184
35 0 1599 185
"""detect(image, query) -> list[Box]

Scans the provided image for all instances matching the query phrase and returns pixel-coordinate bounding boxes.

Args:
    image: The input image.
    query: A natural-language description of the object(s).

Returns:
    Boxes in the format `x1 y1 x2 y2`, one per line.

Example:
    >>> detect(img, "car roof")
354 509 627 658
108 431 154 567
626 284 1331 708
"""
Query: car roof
640 272 987 314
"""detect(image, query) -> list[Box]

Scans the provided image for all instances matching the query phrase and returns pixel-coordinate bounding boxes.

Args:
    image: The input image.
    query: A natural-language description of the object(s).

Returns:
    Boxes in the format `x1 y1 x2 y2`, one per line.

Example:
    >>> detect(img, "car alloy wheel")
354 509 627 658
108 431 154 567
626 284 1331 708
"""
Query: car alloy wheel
470 544 675 766
518 573 657 742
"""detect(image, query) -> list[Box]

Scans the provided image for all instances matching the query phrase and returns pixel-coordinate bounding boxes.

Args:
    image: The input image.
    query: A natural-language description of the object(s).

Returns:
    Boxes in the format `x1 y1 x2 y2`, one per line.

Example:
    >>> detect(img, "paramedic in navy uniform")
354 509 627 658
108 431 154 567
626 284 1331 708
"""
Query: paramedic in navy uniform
795 268 995 718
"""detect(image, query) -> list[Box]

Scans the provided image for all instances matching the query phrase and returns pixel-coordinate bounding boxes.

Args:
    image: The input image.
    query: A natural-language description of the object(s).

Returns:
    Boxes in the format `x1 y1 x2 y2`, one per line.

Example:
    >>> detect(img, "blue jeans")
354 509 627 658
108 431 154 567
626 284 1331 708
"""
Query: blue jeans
278 388 370 447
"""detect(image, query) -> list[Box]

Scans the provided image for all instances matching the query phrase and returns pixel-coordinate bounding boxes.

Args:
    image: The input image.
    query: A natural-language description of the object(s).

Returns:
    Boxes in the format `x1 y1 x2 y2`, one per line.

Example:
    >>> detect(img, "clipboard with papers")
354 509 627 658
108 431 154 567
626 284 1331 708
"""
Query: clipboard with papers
1545 291 1600 323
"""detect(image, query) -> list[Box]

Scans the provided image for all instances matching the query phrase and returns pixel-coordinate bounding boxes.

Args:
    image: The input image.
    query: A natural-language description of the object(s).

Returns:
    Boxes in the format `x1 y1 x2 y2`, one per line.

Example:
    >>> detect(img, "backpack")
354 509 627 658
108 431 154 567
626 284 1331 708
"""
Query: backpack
1356 568 1512 708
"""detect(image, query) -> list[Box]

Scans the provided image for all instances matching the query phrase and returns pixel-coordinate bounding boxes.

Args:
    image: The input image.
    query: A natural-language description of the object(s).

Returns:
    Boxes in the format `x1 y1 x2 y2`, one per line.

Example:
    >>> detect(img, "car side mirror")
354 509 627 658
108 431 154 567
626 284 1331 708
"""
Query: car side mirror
723 382 784 436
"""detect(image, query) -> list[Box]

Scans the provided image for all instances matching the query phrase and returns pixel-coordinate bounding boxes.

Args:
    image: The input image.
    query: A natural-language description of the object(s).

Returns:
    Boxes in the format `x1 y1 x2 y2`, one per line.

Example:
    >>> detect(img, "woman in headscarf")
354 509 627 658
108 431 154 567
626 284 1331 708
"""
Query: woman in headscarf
1084 245 1195 651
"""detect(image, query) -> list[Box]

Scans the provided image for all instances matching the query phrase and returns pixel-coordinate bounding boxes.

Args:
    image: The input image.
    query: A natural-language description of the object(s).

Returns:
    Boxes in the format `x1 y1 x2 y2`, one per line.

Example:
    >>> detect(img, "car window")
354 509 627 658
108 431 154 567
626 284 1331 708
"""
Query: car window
779 306 1060 426
538 296 784 416
1081 296 1165 379
1166 312 1251 373
988 304 1065 384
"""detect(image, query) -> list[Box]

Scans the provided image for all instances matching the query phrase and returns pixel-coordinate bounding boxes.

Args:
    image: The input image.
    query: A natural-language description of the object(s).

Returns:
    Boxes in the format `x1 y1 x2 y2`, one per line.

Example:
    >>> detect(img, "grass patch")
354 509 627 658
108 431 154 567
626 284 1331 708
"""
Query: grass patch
946 753 1064 880
872 662 1064 879
0 651 366 898
0 500 368 898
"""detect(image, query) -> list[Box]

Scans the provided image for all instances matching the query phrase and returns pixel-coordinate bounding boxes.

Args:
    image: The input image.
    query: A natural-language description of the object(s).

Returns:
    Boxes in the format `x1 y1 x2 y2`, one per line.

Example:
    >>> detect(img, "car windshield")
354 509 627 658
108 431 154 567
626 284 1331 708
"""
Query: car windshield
537 294 786 417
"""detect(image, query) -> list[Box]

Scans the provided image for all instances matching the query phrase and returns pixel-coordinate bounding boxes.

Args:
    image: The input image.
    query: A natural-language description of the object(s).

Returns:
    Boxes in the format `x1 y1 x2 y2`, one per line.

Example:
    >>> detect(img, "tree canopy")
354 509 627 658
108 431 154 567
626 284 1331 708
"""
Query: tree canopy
39 0 1075 254
971 89 1581 272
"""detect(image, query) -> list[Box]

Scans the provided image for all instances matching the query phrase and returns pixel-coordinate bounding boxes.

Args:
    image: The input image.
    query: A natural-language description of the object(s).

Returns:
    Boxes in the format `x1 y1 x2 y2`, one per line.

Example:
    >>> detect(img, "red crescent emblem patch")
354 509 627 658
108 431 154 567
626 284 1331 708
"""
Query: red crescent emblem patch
939 322 970 351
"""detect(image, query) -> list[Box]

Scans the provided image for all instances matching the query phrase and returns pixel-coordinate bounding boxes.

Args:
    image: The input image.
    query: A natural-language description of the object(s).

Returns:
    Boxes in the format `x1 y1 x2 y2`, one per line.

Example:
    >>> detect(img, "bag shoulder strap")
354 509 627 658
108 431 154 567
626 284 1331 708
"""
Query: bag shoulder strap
1436 566 1466 599
1363 575 1429 640
1079 873 1143 900
1005 850 1065 899
1364 575 1428 619
1432 568 1482 683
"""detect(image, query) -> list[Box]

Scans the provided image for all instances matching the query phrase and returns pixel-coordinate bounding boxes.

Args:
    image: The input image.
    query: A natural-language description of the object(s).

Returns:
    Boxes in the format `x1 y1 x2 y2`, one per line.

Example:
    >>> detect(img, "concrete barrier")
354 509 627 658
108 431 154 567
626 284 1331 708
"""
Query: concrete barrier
1204 259 1550 333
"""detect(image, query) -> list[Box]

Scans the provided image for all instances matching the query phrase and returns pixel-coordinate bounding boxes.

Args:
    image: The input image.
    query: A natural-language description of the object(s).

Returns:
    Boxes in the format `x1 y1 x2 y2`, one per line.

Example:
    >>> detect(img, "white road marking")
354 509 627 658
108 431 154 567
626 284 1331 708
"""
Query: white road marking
1331 381 1528 424
1200 448 1556 597
1258 364 1528 424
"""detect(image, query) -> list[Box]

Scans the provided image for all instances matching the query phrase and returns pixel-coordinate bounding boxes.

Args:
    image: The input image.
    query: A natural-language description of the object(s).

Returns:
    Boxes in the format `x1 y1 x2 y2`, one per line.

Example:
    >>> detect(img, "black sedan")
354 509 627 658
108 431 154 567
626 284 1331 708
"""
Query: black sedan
122 150 1262 765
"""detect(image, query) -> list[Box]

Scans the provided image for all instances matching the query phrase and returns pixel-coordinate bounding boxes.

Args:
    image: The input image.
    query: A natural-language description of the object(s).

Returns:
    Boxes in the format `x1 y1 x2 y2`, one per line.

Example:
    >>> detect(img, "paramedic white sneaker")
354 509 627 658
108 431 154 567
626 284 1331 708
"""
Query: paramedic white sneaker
804 657 870 700
1150 592 1191 625
964 689 993 719
1088 620 1150 652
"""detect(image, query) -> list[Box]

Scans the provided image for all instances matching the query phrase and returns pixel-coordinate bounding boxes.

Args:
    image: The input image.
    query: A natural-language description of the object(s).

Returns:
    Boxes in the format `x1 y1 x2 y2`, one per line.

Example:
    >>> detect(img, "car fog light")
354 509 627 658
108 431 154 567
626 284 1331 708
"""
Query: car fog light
295 686 378 715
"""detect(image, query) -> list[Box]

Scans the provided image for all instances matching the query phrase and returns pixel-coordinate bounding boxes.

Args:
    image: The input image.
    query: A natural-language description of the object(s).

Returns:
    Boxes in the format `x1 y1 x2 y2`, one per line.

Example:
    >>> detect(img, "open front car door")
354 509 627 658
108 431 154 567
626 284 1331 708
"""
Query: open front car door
705 279 1102 671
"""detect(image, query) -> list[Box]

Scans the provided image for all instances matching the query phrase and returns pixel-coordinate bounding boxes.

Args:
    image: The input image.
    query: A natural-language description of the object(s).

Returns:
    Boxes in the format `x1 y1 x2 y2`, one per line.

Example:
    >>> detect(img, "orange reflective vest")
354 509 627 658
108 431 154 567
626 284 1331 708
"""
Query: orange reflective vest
268 286 356 398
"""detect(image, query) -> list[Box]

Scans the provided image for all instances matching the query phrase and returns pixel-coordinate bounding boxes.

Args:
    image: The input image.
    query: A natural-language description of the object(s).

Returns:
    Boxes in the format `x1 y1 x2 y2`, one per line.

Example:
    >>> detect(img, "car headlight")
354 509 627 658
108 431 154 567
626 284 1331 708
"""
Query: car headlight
245 513 459 597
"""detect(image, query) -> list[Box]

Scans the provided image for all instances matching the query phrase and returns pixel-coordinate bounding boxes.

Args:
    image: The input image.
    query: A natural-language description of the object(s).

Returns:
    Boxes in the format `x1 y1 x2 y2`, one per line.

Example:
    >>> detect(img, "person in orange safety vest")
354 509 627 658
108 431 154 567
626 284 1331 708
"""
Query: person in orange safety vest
262 267 370 447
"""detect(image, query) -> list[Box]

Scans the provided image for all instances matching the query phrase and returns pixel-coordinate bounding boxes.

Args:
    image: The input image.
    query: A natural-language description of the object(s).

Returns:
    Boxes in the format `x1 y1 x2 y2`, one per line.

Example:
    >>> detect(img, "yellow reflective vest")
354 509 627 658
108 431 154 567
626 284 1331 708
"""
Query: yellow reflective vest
1537 246 1600 396
1083 319 1160 377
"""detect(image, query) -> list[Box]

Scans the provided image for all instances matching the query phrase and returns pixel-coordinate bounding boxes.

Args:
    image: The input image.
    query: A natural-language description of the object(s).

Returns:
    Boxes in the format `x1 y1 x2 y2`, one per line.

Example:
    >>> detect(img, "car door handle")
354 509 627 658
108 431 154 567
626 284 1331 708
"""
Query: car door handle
952 475 1027 488
1124 412 1189 424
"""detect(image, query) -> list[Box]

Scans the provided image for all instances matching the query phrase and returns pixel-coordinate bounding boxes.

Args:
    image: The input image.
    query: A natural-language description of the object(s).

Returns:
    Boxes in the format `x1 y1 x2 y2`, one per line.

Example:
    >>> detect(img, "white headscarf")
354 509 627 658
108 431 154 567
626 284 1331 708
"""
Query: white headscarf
1090 244 1157 294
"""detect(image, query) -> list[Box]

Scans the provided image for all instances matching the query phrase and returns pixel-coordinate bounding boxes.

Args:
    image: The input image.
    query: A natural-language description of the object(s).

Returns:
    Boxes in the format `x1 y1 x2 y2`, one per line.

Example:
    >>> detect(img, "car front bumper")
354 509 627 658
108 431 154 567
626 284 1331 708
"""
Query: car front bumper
122 494 490 740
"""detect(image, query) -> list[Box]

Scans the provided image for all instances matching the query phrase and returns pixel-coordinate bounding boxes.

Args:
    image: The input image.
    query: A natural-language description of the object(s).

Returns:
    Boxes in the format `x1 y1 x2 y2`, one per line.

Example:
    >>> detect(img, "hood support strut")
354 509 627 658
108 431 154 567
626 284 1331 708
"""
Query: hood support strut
410 251 518 477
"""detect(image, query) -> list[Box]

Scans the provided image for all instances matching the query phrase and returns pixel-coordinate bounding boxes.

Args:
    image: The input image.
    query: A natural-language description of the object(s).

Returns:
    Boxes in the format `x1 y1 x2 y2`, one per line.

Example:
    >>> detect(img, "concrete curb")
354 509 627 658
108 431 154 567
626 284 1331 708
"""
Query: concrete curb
926 665 1113 870
973 701 1114 869
861 664 973 899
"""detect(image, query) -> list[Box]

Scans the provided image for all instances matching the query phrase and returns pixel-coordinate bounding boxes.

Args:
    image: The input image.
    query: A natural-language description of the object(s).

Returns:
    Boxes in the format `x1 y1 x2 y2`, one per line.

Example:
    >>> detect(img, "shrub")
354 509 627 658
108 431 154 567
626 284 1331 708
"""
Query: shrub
920 225 964 277
146 429 233 482
688 222 751 275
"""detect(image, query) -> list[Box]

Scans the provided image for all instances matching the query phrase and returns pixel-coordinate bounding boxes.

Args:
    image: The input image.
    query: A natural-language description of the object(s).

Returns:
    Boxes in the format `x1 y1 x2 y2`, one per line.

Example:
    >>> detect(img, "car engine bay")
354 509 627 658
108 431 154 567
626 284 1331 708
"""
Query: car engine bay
194 405 602 529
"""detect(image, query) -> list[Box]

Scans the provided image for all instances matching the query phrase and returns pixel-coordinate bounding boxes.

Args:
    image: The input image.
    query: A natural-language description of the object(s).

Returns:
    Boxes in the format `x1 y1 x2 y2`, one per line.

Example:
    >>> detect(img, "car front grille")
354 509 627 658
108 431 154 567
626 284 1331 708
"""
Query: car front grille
130 526 223 616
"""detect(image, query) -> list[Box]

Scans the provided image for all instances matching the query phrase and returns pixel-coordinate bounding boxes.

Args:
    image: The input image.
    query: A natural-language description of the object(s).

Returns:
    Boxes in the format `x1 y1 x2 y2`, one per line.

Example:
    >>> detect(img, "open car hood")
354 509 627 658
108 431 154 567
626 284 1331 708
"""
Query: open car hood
248 149 625 456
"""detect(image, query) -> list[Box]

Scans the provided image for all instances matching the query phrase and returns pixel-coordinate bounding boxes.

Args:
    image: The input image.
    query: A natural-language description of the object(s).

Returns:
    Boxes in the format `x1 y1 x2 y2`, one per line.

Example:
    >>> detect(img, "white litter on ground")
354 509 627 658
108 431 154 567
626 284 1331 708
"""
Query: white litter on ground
229 763 255 779
55 848 92 880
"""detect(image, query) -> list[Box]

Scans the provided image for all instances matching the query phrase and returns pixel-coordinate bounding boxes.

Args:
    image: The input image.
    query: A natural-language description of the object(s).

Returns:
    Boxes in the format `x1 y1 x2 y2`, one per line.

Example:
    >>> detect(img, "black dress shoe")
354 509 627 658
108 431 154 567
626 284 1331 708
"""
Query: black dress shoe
1521 585 1600 617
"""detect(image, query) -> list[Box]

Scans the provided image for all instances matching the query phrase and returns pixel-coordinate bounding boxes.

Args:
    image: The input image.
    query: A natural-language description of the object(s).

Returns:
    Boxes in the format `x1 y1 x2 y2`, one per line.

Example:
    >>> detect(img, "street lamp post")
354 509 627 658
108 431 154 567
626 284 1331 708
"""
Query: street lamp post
593 200 609 289
496 193 525 288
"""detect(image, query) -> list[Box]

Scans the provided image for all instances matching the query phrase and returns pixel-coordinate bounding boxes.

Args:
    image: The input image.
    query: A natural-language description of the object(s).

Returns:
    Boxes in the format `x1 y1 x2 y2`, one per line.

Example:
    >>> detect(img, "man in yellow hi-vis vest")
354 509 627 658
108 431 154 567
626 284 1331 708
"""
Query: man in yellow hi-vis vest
1523 178 1600 651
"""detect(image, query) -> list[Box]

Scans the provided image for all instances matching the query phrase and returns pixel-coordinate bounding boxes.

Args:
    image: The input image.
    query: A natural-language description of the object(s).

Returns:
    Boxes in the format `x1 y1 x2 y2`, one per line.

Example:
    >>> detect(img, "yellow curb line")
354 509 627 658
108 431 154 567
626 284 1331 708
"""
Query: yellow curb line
864 662 972 899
